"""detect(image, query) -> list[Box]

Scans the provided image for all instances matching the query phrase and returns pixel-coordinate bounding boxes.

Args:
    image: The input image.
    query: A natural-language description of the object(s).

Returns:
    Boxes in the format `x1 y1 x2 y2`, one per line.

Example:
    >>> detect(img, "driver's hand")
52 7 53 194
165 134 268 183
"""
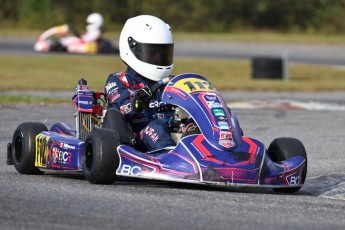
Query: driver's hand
137 86 153 102
134 86 153 110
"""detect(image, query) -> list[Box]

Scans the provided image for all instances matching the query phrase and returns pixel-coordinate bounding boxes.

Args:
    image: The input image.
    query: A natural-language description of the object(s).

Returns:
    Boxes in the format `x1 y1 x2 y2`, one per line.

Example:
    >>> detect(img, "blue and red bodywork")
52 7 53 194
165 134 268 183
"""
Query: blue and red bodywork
34 86 103 171
34 73 306 189
116 74 306 188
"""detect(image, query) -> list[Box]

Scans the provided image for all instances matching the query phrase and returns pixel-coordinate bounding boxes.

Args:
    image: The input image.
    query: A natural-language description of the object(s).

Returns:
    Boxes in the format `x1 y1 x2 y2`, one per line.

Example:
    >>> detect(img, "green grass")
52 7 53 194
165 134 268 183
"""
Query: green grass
0 95 69 104
174 32 345 44
0 55 345 96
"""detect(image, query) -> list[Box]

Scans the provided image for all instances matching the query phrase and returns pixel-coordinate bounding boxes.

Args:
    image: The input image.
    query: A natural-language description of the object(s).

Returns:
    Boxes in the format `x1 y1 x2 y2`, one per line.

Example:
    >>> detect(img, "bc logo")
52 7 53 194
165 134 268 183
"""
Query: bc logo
287 175 300 185
120 164 141 175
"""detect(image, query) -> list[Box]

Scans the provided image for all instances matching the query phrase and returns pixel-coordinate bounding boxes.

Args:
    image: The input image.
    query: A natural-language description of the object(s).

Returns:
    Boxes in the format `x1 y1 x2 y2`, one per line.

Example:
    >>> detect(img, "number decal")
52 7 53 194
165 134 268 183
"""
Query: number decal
35 134 49 167
184 81 196 91
176 78 216 93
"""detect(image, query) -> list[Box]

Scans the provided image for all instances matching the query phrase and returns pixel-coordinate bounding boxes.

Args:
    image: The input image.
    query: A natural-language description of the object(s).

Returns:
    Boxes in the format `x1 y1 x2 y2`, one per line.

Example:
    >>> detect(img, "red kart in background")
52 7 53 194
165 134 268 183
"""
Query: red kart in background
34 24 118 55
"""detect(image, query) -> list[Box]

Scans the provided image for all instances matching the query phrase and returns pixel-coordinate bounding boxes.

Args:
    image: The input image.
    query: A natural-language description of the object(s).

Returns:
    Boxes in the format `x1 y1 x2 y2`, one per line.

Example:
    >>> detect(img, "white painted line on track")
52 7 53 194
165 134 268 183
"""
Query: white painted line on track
302 173 345 201
228 99 345 111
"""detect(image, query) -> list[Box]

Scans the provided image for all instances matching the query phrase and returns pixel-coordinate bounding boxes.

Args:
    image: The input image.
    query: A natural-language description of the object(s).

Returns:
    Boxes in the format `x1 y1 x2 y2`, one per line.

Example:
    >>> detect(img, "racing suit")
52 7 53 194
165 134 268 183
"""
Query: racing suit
104 67 176 151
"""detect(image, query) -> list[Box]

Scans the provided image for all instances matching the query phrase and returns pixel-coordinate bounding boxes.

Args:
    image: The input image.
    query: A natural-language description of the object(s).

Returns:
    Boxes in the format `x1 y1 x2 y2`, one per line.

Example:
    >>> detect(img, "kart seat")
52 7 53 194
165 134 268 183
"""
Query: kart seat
102 108 135 146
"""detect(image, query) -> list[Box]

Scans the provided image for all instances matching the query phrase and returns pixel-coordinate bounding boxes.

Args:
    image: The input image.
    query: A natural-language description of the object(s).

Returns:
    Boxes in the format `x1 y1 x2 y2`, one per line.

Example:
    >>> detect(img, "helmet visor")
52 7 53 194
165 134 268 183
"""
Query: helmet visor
129 38 174 66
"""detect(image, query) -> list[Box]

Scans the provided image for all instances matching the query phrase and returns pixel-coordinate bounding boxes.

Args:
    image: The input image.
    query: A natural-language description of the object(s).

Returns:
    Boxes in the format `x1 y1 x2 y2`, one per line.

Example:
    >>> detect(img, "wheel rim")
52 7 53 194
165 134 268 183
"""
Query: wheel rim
14 135 23 163
85 143 94 170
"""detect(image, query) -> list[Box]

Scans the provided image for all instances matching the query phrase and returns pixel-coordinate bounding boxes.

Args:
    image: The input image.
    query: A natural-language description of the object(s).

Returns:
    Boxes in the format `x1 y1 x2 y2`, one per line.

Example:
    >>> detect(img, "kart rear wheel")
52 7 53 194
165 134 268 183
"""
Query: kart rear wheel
268 137 307 193
83 128 120 184
97 39 117 54
12 122 48 174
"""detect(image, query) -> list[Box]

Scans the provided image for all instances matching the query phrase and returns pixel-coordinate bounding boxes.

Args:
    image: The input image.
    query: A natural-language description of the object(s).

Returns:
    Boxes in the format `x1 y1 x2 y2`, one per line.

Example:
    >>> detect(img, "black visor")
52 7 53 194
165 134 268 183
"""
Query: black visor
128 37 173 66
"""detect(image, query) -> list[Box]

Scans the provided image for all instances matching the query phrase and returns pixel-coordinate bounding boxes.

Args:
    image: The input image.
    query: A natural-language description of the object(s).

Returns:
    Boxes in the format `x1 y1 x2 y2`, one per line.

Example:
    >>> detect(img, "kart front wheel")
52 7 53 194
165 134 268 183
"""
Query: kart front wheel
83 128 120 184
268 137 307 193
12 122 48 174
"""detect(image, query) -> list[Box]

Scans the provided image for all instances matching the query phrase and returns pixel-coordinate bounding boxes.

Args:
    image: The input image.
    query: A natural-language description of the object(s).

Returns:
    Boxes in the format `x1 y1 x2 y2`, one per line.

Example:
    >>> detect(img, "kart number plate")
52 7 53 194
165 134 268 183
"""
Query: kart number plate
35 134 50 168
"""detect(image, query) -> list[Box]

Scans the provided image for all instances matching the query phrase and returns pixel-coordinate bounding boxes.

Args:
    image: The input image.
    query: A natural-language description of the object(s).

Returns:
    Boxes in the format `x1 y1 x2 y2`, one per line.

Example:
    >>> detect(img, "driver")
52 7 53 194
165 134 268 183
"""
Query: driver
65 12 104 53
104 15 176 152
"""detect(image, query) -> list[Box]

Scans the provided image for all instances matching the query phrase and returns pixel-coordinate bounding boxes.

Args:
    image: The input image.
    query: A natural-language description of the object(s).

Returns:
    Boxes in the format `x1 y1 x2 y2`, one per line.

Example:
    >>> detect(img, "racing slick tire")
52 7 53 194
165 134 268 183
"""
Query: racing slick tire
268 137 307 193
83 128 120 184
50 39 67 52
11 122 48 174
97 39 118 54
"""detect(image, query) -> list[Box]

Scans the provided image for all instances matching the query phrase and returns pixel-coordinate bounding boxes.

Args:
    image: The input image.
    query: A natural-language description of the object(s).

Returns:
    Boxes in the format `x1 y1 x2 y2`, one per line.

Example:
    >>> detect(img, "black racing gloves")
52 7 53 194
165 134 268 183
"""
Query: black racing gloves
134 86 153 110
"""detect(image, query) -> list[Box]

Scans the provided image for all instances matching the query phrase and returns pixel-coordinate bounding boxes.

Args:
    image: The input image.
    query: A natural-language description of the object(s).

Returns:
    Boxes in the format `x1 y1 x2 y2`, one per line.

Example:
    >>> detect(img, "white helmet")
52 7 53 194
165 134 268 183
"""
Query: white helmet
86 13 103 30
119 15 174 81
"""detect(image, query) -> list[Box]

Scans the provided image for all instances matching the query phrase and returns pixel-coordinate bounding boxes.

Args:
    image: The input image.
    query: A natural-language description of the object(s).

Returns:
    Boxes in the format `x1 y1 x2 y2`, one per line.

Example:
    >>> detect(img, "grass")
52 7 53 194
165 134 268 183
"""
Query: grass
1 55 345 92
174 32 345 44
0 95 69 104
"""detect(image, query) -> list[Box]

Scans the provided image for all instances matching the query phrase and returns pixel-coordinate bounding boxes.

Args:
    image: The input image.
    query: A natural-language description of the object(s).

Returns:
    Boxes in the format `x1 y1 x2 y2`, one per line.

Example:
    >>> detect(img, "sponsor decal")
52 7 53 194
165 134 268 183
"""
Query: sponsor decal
120 103 132 115
78 100 92 105
218 121 229 130
206 101 223 109
109 91 120 103
218 131 235 148
75 85 89 91
156 113 165 119
120 164 142 175
185 123 199 133
131 117 148 124
286 172 301 186
142 126 159 143
213 108 225 117
59 142 76 150
204 95 217 101
203 95 223 109
169 87 188 98
52 147 72 164
149 101 167 108
217 116 226 121
105 82 117 92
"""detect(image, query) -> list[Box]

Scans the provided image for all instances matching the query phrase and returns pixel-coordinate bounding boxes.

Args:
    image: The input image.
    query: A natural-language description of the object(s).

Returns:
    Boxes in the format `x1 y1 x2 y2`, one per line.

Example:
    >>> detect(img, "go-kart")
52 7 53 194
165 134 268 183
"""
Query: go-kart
6 73 307 193
34 24 118 54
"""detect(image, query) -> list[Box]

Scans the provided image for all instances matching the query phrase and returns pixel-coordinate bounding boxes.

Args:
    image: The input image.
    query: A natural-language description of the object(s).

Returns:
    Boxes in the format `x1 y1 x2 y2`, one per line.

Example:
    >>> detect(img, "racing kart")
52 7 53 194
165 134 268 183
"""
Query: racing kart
7 73 307 193
34 24 118 54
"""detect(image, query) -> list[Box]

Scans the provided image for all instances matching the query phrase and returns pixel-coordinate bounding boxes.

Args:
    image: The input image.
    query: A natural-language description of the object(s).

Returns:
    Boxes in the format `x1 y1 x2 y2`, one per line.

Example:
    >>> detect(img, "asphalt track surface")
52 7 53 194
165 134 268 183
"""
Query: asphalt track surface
1 37 345 229
2 37 345 66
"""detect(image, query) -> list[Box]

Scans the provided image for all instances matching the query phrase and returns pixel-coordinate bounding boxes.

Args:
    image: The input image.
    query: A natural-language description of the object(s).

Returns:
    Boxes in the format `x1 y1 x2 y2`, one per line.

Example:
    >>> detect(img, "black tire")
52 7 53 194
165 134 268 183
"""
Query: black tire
83 128 120 184
97 39 117 54
12 122 48 174
49 39 67 52
268 137 307 193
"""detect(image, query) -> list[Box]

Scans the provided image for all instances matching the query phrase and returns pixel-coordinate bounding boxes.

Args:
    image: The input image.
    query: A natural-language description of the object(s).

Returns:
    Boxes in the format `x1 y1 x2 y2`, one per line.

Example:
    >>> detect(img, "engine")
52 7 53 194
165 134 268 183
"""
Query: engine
72 78 105 140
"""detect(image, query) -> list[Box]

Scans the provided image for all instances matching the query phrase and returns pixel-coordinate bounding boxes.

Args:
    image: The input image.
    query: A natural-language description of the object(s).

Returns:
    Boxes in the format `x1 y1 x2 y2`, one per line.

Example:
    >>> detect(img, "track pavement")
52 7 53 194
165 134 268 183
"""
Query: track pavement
0 104 344 230
2 37 345 66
